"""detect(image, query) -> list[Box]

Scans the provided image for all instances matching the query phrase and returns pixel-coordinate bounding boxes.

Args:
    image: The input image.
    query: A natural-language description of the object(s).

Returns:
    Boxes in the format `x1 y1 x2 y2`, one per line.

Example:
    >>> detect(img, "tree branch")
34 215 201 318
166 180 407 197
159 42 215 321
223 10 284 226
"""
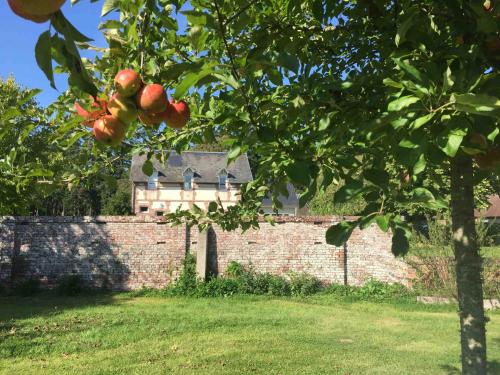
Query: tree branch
213 0 257 127
223 0 260 27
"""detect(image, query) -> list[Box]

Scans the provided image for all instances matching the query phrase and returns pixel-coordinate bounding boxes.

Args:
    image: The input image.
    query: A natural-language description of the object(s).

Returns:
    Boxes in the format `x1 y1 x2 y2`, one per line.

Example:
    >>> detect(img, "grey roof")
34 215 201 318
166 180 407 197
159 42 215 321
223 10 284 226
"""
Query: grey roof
131 151 253 184
475 195 500 218
262 184 299 208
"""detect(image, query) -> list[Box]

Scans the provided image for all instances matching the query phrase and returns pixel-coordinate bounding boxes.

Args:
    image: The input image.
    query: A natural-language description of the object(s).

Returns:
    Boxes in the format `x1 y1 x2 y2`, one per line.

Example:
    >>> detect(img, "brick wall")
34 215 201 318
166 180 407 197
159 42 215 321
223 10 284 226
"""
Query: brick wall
197 217 411 286
0 216 412 290
0 216 186 290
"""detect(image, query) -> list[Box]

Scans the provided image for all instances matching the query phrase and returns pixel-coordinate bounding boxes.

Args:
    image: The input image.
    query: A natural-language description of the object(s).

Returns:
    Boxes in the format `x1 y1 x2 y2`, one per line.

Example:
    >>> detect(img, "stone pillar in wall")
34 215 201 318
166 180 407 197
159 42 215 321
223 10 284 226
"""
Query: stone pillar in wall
196 227 208 280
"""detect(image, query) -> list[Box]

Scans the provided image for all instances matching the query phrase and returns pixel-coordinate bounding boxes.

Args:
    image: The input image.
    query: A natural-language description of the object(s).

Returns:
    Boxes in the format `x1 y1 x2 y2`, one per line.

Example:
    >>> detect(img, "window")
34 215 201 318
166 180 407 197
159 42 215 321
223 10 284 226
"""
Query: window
156 211 164 216
147 170 158 190
183 168 193 191
139 206 148 213
218 174 227 191
217 169 228 191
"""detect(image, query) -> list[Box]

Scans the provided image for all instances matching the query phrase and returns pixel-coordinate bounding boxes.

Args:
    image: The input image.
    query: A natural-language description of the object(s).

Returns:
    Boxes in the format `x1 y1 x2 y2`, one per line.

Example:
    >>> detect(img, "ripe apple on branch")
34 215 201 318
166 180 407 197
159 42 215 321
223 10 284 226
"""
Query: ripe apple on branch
73 69 191 146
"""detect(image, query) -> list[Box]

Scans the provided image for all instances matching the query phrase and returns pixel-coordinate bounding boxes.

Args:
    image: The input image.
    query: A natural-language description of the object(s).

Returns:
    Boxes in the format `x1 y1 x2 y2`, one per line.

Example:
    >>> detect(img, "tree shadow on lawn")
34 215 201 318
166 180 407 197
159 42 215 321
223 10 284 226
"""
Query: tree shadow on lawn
439 336 500 373
440 360 500 374
0 292 134 359
1 217 135 342
0 292 129 322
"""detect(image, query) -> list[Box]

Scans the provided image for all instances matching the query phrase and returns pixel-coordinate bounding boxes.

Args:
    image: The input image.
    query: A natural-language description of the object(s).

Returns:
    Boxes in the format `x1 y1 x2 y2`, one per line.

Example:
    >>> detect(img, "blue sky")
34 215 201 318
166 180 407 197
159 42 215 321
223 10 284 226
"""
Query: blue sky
0 1 108 107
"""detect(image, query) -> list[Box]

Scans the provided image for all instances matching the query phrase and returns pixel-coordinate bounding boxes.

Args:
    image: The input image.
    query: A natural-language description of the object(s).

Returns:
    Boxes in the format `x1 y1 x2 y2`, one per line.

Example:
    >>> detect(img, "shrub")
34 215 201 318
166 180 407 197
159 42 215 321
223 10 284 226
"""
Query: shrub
57 274 87 296
267 274 291 296
324 280 413 302
226 261 245 278
200 277 240 297
289 272 321 296
165 253 200 296
13 278 41 296
163 259 413 301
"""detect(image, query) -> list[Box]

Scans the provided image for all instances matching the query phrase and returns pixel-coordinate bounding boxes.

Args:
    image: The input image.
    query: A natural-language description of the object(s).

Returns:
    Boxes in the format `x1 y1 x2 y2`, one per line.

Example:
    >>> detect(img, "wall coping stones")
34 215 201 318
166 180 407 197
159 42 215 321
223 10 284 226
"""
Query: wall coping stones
0 215 360 224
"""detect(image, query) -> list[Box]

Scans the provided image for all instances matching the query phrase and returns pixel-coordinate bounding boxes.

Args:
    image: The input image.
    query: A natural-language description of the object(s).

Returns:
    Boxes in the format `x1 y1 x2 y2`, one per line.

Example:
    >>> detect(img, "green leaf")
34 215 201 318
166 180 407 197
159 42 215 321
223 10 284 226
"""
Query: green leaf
395 7 418 46
101 0 116 17
388 95 420 112
51 11 92 42
227 146 241 162
181 10 214 26
326 221 355 247
393 58 427 84
413 153 426 175
291 95 305 108
383 78 404 89
208 201 218 212
442 65 454 93
376 215 390 232
284 161 310 186
442 131 465 157
451 93 500 118
188 25 209 52
174 68 214 99
334 179 364 203
363 169 389 187
212 73 240 90
26 168 54 177
411 187 435 203
391 228 409 256
142 160 154 177
35 31 55 89
318 116 330 131
411 112 435 130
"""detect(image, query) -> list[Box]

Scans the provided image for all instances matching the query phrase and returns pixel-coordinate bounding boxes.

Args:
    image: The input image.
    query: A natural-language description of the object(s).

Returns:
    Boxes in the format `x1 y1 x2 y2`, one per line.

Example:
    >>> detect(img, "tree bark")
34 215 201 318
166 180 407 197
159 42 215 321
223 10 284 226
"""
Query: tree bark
450 156 487 375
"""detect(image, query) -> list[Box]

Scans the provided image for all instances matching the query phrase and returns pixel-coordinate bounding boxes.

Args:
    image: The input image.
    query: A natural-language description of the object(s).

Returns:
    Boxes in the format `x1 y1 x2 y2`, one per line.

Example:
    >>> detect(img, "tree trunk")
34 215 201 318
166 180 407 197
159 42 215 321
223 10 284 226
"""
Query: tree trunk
450 156 487 375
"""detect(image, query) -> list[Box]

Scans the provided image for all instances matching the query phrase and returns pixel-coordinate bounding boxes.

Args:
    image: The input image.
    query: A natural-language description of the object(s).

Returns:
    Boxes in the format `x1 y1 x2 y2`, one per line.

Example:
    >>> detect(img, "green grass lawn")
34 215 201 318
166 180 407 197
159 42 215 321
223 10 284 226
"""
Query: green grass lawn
1 294 499 374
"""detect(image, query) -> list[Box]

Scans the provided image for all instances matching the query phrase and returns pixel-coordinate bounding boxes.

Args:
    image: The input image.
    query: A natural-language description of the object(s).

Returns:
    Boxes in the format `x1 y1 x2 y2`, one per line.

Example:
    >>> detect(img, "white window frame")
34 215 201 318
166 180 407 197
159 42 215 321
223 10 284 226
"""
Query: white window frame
183 168 194 191
147 170 159 190
218 170 228 191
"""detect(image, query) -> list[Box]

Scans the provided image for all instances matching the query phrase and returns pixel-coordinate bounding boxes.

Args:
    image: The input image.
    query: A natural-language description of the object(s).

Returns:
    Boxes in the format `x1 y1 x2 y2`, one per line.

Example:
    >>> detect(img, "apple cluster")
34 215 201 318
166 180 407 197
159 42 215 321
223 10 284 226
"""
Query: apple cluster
74 69 190 147
7 0 66 23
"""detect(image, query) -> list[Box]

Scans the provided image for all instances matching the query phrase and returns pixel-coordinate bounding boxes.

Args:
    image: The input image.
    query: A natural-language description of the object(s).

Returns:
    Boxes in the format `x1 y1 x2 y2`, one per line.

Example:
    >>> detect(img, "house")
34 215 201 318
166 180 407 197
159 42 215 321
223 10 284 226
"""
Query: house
261 184 300 216
130 151 299 216
475 195 500 222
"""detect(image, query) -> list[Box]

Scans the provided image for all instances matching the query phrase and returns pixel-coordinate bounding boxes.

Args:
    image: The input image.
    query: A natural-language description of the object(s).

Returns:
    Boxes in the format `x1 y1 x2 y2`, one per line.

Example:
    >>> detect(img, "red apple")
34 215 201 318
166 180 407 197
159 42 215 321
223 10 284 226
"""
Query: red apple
7 0 65 21
136 84 168 114
7 2 51 22
74 98 108 128
108 93 138 124
164 99 190 129
114 69 142 97
138 110 166 127
93 115 127 146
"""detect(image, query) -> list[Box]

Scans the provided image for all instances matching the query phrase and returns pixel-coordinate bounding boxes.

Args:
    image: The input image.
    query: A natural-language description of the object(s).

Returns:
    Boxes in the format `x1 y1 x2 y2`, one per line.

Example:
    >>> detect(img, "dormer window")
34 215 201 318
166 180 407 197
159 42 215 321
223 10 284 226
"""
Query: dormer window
147 170 159 190
218 169 228 191
183 168 193 191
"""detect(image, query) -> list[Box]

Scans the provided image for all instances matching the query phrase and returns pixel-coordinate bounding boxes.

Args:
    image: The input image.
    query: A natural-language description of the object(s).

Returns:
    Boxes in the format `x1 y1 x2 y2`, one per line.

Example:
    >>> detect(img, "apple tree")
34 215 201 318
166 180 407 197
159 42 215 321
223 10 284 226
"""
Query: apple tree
9 0 500 373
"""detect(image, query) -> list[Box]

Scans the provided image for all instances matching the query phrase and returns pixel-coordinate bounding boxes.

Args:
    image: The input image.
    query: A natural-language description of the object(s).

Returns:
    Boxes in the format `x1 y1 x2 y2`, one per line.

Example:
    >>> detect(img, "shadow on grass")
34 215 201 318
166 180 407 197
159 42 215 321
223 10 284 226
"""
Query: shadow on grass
0 292 133 359
440 360 500 374
0 292 127 322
